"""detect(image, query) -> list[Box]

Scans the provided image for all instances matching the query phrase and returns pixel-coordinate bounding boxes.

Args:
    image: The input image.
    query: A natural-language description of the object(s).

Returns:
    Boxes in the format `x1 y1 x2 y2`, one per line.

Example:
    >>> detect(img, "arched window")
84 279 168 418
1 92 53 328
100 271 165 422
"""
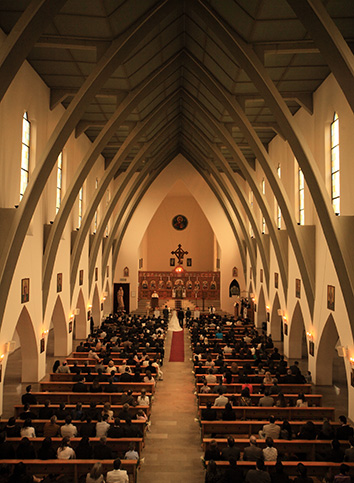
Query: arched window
78 186 83 228
56 152 63 214
331 112 340 215
20 112 30 201
276 163 281 229
298 165 305 225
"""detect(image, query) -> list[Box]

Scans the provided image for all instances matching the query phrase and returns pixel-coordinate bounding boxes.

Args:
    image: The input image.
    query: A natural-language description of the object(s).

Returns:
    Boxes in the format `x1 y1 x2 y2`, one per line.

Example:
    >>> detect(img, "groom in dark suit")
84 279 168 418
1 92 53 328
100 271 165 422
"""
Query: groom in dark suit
177 308 184 328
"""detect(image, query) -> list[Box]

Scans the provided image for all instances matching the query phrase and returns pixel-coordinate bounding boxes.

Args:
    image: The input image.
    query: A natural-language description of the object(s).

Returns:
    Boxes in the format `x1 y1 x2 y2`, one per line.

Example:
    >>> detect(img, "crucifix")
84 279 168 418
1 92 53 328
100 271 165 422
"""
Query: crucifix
171 244 188 264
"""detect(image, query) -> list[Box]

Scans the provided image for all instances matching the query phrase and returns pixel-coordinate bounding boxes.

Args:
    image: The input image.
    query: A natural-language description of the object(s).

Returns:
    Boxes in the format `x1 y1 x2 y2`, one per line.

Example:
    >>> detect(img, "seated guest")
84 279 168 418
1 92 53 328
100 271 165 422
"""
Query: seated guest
245 457 270 482
8 462 41 483
76 436 93 459
95 414 110 438
333 463 351 483
336 416 354 440
93 436 114 460
107 418 125 438
275 392 287 408
55 402 69 420
72 376 87 392
123 416 142 438
101 402 114 421
200 381 211 394
322 439 345 463
317 419 335 440
38 399 54 419
201 401 217 421
214 389 228 407
19 403 37 420
0 431 15 459
118 403 131 421
106 458 128 483
296 393 308 407
21 385 37 405
60 415 78 438
204 439 221 461
221 436 240 461
293 463 313 483
344 436 354 462
297 421 317 440
259 416 281 439
280 420 293 440
57 436 75 459
239 387 252 406
259 390 275 407
106 359 118 374
125 442 139 460
4 417 20 437
37 437 56 460
16 437 36 459
270 460 291 483
222 402 236 421
121 389 136 406
263 371 275 385
136 409 147 422
71 402 85 421
85 402 100 421
20 419 36 438
90 380 103 393
56 360 70 373
137 388 150 406
86 462 104 483
43 415 60 437
205 369 217 384
263 437 278 461
80 417 96 438
104 376 118 393
120 367 133 382
222 457 244 483
205 460 219 483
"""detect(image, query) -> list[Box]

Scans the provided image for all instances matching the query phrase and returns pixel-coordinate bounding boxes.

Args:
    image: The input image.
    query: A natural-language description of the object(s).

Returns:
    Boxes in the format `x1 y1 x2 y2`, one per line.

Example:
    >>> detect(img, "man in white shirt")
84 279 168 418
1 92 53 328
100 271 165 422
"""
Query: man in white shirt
60 415 77 438
96 414 110 438
106 458 129 483
214 390 229 407
259 415 281 439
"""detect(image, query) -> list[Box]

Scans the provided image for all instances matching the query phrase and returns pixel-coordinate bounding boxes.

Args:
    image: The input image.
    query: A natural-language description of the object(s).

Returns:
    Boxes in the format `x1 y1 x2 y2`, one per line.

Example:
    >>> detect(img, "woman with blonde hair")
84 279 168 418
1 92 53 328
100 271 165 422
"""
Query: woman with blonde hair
57 436 75 459
86 462 105 483
101 402 114 421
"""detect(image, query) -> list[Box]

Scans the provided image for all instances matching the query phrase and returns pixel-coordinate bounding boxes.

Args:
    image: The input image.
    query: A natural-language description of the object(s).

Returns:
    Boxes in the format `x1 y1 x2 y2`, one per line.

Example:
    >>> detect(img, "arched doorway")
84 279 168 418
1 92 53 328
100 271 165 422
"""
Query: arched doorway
91 285 100 328
229 279 240 297
257 285 267 330
75 289 87 339
288 301 307 359
270 292 282 341
4 306 38 383
316 314 346 389
103 281 111 315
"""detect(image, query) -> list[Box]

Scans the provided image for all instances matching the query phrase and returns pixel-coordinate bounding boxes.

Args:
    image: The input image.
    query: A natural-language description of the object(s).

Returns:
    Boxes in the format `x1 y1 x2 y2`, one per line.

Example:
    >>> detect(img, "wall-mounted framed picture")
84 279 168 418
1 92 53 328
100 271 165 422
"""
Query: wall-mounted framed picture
124 266 129 277
296 278 301 298
327 285 335 310
274 272 279 289
232 267 238 277
170 258 175 267
187 258 192 267
21 278 29 303
57 273 62 293
309 340 315 356
40 338 45 353
79 270 83 286
95 267 98 282
68 321 73 333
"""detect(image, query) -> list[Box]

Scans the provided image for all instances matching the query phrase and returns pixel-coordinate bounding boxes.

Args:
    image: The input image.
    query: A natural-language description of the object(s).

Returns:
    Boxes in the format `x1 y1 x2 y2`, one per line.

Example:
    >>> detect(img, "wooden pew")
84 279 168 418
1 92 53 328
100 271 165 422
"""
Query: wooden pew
202 438 350 461
14 404 151 419
0 419 146 438
207 461 354 478
198 406 335 421
197 393 322 407
196 383 312 394
50 372 149 381
7 437 143 457
195 373 295 383
28 392 151 405
200 420 341 438
0 459 138 483
40 381 156 394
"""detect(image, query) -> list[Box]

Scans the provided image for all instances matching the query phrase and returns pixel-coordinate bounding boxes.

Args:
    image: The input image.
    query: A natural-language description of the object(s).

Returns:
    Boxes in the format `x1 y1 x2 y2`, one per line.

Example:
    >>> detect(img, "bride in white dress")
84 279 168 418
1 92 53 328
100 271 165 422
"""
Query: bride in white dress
168 310 183 332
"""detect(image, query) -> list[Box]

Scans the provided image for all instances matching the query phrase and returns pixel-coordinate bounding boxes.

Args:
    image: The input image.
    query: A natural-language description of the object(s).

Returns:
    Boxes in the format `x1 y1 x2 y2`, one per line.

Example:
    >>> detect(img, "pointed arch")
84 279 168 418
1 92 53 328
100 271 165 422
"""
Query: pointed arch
9 306 38 382
288 301 307 359
50 296 68 356
316 314 340 385
257 285 267 329
103 281 111 315
229 279 240 297
75 289 87 339
91 284 100 329
270 292 282 341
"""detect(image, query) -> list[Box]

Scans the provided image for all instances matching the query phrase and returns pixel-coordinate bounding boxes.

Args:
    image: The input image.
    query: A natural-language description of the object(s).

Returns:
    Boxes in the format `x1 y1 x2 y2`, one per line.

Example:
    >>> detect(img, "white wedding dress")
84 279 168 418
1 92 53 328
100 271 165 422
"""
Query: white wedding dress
168 310 183 332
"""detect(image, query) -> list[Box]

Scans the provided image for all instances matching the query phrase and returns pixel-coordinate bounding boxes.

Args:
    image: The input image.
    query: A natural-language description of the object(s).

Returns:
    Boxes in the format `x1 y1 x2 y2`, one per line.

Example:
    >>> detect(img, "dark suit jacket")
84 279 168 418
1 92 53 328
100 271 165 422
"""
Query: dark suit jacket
243 445 263 461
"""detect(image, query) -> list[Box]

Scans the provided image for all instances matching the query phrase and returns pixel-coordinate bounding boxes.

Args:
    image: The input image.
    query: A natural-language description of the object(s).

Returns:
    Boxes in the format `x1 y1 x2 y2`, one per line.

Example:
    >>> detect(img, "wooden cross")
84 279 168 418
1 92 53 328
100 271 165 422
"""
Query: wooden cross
171 244 188 264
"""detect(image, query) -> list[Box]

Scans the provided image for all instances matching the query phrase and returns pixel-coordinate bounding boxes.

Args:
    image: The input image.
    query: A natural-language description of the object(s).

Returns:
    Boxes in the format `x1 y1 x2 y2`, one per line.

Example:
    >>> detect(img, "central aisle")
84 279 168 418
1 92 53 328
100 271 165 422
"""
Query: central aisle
138 328 204 483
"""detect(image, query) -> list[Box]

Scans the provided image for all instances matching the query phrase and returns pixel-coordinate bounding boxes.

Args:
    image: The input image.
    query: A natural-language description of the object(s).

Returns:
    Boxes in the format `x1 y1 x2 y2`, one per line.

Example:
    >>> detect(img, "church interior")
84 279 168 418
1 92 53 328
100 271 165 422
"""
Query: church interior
0 0 354 481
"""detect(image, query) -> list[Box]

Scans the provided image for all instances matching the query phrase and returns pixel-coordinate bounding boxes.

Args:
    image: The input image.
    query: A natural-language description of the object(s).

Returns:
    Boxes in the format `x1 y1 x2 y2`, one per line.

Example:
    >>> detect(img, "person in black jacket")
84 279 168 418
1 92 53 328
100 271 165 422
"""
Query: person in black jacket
21 385 37 406
93 436 114 459
336 416 354 440
38 400 54 419
16 437 36 459
37 437 56 460
79 417 96 438
75 436 93 459
72 376 87 393
107 418 125 438
201 402 217 421
0 431 15 459
4 417 20 438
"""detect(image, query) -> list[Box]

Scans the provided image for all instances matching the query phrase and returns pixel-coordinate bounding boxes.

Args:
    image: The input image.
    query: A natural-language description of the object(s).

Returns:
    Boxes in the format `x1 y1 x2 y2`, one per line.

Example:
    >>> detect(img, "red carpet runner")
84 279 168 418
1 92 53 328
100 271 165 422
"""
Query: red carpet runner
169 329 184 362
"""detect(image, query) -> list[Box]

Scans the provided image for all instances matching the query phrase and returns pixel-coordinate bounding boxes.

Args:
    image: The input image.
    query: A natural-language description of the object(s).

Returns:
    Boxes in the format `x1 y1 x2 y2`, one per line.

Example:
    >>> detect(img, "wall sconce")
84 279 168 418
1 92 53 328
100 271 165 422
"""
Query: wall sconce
41 329 49 338
266 305 270 312
349 356 354 367
88 304 92 310
306 331 313 341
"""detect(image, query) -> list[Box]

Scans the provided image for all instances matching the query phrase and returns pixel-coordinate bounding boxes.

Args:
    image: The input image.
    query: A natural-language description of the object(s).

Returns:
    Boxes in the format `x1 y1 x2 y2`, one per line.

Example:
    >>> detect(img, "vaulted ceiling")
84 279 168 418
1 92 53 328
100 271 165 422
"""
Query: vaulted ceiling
1 0 354 326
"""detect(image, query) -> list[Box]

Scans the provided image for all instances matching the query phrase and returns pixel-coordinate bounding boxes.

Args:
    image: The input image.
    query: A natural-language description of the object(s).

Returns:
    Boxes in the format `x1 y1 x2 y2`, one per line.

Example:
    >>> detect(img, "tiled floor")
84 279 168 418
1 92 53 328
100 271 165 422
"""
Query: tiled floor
1 329 351 483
